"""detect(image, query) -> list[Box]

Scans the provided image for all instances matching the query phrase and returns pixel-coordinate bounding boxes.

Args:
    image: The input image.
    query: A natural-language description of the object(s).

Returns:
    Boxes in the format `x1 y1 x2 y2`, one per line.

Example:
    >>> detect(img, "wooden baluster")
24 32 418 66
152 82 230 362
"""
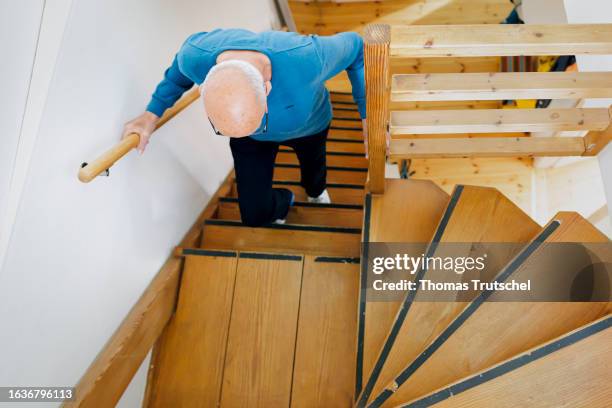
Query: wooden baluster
364 24 390 194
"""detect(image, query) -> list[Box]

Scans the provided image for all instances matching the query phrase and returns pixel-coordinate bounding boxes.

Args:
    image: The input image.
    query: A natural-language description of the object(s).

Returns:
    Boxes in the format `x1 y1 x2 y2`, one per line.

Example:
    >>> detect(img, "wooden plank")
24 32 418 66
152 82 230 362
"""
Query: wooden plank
364 23 390 193
229 181 366 206
583 106 612 156
390 137 587 159
390 108 610 135
216 199 363 228
361 180 449 391
392 72 612 102
68 172 236 408
400 316 612 408
291 256 360 407
329 125 363 140
201 220 361 257
220 254 303 407
361 185 540 406
333 107 362 119
390 24 612 58
379 212 611 407
328 139 365 154
274 164 367 184
276 150 367 168
146 254 238 407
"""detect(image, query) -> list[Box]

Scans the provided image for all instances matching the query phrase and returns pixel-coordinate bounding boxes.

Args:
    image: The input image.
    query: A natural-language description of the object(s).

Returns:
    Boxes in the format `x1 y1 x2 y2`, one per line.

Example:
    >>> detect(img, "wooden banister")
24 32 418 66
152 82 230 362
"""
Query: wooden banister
78 88 200 183
364 24 390 194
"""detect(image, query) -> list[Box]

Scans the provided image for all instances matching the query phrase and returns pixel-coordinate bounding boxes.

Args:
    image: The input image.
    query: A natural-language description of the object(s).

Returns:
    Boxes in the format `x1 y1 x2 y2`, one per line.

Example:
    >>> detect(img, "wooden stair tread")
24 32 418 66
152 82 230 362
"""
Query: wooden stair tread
220 254 303 406
390 24 612 58
328 139 365 154
392 71 612 101
359 179 450 396
146 254 238 407
375 212 610 407
229 181 366 206
201 219 361 257
276 149 367 168
291 255 360 407
216 198 363 228
390 108 610 135
359 185 541 407
397 316 612 408
274 163 367 184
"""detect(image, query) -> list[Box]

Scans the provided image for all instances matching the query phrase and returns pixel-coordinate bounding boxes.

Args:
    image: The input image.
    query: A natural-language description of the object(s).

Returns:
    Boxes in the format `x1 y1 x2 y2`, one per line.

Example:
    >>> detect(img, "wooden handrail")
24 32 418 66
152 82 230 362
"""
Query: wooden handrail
78 88 200 183
364 24 390 194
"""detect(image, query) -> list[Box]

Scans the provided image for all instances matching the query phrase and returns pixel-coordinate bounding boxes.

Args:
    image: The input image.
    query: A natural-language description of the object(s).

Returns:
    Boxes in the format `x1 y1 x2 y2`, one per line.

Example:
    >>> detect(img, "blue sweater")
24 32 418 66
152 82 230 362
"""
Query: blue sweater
146 29 365 142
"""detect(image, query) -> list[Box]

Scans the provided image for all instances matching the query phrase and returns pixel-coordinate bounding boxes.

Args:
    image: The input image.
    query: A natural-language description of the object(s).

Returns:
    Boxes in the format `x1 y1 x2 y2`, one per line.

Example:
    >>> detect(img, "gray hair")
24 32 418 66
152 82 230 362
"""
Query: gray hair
200 60 266 106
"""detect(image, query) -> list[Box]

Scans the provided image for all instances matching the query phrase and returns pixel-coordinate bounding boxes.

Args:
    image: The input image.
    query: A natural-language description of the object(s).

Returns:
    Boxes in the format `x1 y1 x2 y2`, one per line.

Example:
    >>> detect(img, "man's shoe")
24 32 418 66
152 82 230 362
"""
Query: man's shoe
307 189 331 204
273 191 295 224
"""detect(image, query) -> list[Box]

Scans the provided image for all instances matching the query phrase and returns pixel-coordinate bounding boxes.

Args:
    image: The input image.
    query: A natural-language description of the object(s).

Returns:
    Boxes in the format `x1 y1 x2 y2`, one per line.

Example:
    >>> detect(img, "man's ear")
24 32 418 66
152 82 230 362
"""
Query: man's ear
265 80 272 96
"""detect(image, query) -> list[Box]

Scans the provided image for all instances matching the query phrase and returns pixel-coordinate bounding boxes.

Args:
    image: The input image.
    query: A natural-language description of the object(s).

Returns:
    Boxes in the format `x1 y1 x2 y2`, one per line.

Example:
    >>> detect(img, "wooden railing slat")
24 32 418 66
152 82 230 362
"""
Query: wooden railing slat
390 24 612 58
390 108 610 135
390 137 586 158
392 72 612 102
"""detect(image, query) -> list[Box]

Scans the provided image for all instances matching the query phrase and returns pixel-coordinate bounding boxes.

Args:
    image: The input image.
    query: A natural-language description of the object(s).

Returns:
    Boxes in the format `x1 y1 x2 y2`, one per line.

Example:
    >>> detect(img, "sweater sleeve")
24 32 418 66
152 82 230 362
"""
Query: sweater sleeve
146 54 194 117
315 32 366 119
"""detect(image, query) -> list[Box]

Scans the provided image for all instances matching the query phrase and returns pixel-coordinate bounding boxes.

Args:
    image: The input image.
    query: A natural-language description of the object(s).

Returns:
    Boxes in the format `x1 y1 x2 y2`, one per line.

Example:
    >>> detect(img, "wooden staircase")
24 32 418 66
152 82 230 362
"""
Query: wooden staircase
70 22 612 407
129 93 612 407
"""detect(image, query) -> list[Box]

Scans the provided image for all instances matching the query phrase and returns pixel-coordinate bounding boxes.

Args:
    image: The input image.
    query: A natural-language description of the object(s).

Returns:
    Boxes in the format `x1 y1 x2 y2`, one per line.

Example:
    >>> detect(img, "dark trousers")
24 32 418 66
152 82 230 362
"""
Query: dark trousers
229 125 329 227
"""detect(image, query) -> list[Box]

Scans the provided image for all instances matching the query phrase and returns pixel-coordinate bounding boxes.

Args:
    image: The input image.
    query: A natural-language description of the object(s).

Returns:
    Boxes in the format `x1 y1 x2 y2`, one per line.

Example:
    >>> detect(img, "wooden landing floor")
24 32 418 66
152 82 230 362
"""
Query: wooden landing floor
146 250 360 407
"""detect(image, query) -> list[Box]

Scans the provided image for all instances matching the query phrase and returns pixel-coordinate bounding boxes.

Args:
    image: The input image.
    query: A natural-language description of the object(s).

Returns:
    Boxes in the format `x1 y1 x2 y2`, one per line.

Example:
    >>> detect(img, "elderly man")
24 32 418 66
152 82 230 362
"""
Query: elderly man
123 29 366 226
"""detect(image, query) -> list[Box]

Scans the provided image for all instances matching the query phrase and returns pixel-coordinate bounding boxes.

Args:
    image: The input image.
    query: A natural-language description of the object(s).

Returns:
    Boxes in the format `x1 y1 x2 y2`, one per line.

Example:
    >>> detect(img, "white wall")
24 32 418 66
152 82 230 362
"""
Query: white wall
0 1 45 258
0 0 278 406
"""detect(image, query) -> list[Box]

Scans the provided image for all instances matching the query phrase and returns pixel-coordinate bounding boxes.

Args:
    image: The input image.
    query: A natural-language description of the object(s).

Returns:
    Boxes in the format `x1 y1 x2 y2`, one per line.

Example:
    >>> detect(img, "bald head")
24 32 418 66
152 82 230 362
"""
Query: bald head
201 60 267 137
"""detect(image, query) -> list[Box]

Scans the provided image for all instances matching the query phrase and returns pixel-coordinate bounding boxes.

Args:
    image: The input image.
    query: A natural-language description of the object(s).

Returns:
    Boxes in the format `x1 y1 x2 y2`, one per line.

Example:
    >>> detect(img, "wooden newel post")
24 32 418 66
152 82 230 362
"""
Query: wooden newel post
364 24 390 194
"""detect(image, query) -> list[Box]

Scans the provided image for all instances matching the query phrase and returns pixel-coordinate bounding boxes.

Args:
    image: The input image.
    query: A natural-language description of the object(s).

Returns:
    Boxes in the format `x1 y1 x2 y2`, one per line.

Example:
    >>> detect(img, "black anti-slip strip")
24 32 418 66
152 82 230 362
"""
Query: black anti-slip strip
204 219 361 234
356 185 465 407
355 193 373 399
278 148 365 157
399 316 612 408
239 252 302 261
181 248 237 258
334 107 360 112
272 180 365 189
315 256 361 264
219 196 363 210
333 101 358 106
368 218 561 408
331 126 362 131
275 163 367 172
331 91 352 96
328 138 363 143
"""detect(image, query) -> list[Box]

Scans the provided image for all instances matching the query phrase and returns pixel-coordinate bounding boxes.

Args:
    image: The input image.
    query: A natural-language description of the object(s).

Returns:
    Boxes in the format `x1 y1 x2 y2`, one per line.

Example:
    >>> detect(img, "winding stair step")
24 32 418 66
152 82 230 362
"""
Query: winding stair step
370 212 610 407
357 185 541 407
397 315 612 408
